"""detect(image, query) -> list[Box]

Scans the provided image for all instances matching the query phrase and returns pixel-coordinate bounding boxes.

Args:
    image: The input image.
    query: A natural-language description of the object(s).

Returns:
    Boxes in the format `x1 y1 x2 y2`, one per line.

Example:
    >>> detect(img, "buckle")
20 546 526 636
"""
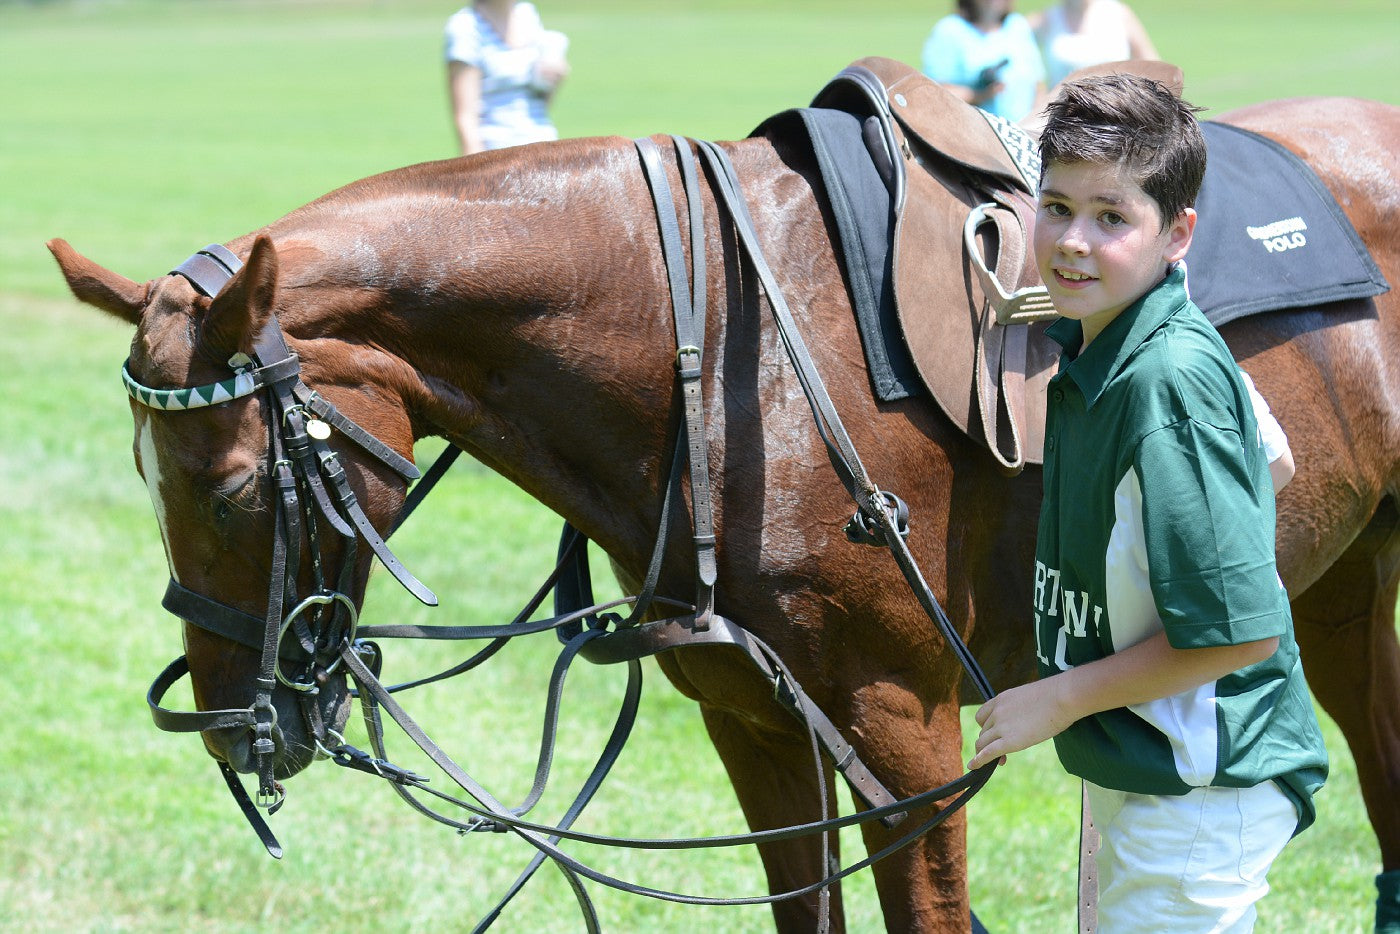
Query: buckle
844 491 910 547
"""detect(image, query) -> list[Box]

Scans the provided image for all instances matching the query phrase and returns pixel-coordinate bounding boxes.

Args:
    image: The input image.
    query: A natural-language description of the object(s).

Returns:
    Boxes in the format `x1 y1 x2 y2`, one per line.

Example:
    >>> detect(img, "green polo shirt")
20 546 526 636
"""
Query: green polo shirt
1037 266 1327 831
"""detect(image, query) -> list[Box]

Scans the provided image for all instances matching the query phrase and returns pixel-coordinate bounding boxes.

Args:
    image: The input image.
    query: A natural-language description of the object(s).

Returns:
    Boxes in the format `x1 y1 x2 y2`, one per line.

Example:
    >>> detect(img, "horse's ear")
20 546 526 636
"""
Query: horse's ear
46 238 149 326
203 234 279 357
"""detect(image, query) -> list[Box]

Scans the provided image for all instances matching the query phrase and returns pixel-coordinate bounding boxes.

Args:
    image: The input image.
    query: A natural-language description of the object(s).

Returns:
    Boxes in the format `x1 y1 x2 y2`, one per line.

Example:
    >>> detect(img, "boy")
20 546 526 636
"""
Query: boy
966 75 1327 931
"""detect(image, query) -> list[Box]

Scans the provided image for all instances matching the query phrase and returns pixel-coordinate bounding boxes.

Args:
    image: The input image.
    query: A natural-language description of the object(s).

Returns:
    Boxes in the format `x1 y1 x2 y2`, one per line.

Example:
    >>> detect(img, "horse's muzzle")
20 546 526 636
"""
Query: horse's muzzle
200 676 353 780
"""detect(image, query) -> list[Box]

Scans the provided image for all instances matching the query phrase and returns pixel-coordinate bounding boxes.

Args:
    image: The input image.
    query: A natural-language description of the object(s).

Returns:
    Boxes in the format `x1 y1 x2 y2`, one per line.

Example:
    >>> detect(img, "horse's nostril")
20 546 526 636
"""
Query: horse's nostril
203 727 256 773
201 722 293 776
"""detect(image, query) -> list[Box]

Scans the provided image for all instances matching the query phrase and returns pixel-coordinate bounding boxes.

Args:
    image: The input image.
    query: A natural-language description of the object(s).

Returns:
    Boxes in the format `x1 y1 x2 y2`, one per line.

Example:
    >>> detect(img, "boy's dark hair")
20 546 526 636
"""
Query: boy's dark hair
1039 74 1207 230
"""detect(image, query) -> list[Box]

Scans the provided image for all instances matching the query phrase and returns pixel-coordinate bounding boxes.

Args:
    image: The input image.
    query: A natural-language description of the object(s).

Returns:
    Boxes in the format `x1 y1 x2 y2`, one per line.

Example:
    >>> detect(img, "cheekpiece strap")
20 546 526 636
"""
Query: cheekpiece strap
172 243 243 298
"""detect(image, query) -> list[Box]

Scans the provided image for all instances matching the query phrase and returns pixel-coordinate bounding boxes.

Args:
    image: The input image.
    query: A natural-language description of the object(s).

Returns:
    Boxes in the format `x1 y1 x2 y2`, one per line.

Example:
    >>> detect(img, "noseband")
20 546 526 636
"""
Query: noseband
134 245 433 855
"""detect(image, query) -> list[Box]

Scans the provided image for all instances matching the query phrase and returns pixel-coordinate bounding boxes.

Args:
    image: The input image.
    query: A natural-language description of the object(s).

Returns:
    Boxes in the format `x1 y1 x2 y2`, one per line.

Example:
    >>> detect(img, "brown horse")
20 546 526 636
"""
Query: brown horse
50 85 1399 930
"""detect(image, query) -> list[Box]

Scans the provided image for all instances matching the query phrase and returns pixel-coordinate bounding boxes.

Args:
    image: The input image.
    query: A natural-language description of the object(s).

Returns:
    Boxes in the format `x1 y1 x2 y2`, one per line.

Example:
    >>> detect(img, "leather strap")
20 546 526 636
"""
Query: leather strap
162 580 303 660
1079 781 1100 932
219 761 284 859
694 139 997 703
635 136 717 628
317 447 437 606
630 134 910 837
148 656 257 733
297 384 420 482
171 243 242 298
253 317 436 605
580 614 907 824
338 640 993 910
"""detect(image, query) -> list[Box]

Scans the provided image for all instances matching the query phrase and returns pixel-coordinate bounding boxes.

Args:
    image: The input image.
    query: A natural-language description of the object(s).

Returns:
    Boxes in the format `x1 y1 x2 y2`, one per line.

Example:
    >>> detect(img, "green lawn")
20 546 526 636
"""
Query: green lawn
1 1 1395 930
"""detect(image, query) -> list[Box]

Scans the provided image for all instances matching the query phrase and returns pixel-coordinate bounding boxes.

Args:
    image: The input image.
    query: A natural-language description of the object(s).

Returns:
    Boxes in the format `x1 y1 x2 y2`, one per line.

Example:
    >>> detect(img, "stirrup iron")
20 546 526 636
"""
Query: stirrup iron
963 202 1057 325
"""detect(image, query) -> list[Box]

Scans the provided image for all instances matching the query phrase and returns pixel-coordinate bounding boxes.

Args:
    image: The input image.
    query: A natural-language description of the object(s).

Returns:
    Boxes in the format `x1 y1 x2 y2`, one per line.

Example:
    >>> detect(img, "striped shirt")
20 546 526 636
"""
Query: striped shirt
444 3 558 151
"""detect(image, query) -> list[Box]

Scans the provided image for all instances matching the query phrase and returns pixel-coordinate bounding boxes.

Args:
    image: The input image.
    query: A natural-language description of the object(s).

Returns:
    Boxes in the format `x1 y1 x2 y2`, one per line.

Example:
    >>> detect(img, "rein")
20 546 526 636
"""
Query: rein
132 136 1003 928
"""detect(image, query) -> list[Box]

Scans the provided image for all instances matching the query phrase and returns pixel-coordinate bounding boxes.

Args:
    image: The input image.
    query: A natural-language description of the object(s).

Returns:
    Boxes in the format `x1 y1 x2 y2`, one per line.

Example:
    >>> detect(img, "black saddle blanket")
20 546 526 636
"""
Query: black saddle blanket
1190 121 1389 327
757 107 912 399
762 108 1390 402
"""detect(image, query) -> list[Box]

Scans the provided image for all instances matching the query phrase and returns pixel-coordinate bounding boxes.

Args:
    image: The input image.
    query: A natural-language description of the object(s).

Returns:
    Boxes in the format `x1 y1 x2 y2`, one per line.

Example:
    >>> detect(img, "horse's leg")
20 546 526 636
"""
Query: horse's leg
655 650 847 932
1290 500 1400 930
848 686 973 933
698 703 848 932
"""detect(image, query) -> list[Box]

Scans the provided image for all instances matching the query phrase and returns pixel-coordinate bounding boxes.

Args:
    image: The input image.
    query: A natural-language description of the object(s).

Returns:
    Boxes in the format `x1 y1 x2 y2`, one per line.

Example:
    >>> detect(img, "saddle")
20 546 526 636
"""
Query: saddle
764 56 1059 472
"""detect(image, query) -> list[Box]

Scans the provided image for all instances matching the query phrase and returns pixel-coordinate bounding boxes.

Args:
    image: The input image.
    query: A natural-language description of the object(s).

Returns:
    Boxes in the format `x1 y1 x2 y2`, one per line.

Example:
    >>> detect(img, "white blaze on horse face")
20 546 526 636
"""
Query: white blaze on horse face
137 415 179 581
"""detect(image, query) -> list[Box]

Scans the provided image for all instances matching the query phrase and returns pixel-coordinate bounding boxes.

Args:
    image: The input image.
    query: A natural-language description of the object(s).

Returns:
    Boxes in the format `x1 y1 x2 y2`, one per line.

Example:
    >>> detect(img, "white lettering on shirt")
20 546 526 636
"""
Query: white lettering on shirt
1033 561 1104 670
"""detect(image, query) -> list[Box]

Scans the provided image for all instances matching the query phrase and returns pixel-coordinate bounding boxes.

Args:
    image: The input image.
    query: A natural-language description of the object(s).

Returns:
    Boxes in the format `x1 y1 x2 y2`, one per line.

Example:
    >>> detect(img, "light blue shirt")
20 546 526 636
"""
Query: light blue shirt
920 13 1045 122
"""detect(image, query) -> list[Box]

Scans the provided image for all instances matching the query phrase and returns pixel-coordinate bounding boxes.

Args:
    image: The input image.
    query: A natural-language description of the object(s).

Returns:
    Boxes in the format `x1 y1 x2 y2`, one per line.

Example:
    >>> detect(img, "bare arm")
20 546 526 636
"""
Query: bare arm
967 629 1278 769
447 61 484 155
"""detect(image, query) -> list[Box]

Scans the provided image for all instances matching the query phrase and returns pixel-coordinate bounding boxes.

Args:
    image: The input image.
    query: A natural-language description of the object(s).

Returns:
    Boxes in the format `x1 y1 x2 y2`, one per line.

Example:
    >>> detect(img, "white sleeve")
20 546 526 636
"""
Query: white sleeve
444 9 482 66
516 2 544 41
1239 369 1291 465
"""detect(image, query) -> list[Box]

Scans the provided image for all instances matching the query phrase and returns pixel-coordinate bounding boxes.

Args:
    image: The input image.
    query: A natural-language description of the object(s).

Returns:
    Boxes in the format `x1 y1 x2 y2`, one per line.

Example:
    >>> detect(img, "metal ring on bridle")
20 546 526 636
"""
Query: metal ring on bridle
314 728 347 761
274 591 359 691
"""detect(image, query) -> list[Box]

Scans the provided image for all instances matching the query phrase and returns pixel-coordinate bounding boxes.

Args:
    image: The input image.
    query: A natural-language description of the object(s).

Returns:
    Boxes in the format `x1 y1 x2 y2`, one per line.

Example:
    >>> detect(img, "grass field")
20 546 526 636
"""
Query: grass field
2 1 1396 931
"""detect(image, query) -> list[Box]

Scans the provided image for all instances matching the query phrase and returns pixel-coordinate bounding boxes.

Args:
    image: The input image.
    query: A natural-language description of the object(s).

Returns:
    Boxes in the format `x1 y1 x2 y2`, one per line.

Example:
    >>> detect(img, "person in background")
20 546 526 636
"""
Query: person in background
445 0 569 155
920 0 1046 123
1030 0 1159 89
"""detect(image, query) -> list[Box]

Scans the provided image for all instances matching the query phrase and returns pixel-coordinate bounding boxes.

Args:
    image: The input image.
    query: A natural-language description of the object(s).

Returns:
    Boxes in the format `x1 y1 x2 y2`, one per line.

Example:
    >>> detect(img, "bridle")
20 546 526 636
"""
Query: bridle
137 243 435 853
129 134 1006 929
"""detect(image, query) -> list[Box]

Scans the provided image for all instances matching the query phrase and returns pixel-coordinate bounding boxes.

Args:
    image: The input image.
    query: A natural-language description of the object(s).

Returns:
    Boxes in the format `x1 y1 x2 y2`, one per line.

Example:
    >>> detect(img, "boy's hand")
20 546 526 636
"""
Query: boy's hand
967 677 1078 770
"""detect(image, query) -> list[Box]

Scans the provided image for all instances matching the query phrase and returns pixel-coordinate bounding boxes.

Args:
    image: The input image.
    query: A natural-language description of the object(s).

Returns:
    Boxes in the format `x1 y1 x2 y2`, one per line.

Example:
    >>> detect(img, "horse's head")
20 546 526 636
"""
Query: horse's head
49 234 431 792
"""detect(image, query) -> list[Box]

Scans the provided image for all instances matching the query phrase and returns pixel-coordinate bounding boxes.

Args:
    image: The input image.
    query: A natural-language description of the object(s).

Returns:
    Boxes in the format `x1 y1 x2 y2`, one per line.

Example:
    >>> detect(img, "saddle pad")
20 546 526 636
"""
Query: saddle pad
1190 121 1389 326
753 107 922 401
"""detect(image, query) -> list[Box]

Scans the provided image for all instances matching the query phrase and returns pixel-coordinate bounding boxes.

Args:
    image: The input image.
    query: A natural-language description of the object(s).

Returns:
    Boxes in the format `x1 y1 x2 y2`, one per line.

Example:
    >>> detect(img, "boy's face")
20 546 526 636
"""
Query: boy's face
1034 158 1196 347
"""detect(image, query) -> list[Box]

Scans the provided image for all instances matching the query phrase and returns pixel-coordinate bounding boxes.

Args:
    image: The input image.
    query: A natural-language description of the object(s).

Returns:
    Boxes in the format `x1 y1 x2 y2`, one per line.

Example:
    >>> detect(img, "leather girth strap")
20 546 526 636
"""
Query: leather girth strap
634 135 717 629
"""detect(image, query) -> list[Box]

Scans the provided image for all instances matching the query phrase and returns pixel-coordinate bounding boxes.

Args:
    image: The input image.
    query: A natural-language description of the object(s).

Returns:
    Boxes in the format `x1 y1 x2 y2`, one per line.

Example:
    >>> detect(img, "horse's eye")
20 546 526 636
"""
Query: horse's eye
209 469 257 522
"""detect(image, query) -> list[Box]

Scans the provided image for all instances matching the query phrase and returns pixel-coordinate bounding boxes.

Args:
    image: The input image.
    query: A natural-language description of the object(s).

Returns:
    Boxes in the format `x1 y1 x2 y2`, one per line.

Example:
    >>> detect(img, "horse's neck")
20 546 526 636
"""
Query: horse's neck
283 143 693 559
265 136 807 571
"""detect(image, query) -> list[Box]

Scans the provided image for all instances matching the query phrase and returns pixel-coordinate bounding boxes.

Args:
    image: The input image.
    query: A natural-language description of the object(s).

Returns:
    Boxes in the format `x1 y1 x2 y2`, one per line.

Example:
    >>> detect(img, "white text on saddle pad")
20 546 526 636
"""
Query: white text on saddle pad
1246 215 1308 253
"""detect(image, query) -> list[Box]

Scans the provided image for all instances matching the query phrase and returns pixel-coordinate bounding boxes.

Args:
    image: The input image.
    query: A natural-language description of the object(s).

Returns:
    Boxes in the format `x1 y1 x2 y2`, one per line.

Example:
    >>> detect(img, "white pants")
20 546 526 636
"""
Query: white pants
1085 780 1298 933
